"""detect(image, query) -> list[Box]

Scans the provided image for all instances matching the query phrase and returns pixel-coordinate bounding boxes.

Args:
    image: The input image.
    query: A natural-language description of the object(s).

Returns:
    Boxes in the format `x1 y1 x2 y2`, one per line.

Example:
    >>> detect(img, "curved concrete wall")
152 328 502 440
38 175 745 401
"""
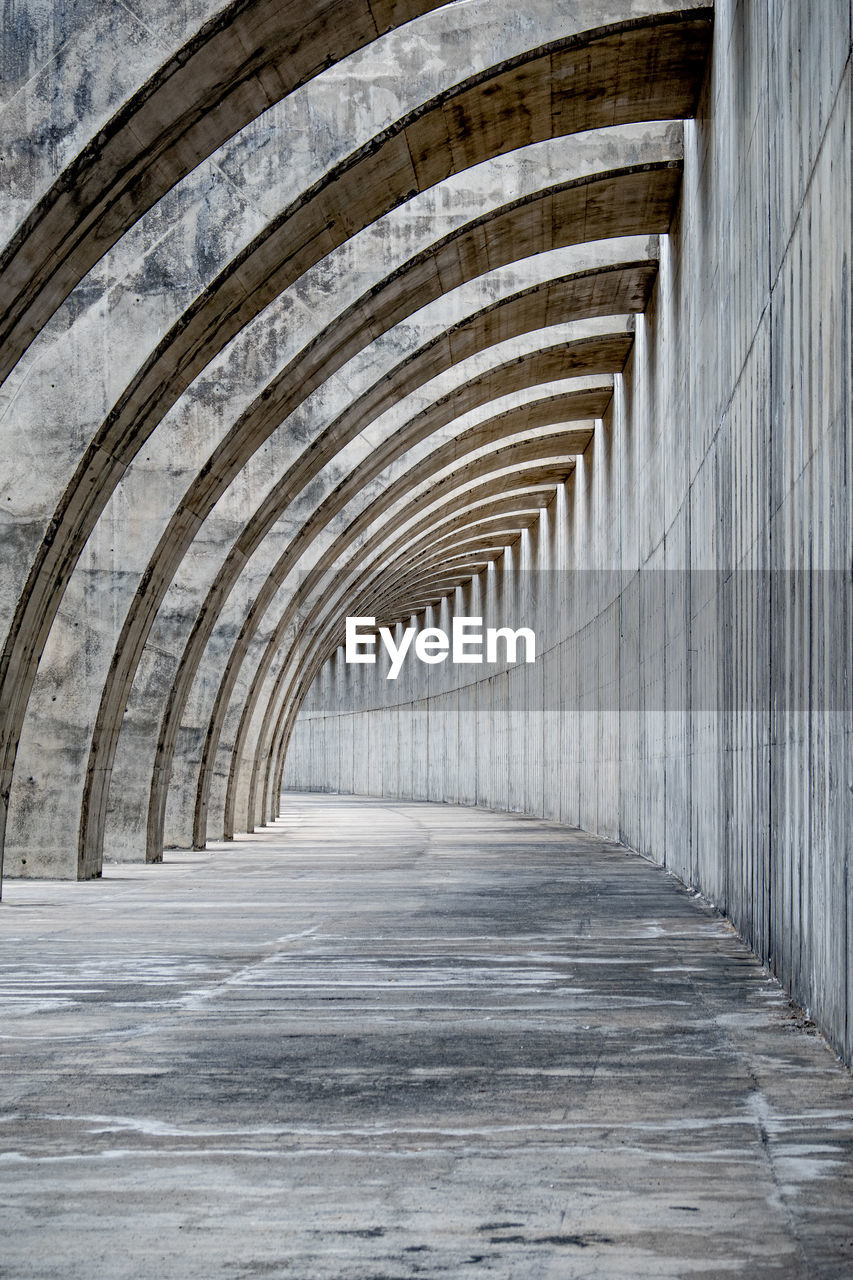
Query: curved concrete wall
1 1 707 881
1 0 850 1070
283 1 853 1065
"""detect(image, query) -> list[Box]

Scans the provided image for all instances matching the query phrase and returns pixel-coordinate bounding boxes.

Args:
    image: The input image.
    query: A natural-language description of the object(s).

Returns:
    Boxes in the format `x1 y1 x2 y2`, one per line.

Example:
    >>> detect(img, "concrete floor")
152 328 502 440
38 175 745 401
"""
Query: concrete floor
0 796 851 1279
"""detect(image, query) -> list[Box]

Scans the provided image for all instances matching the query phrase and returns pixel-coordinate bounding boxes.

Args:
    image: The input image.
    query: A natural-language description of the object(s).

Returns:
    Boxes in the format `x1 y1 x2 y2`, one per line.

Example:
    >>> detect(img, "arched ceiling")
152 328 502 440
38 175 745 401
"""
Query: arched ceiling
0 0 453 386
0 1 714 889
220 428 599 837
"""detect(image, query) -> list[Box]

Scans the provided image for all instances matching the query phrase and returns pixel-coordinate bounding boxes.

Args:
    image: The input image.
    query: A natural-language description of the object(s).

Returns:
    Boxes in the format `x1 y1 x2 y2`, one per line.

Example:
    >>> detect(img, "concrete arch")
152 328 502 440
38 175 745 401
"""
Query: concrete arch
263 507 576 802
376 521 532 561
267 553 543 813
370 528 531 578
357 530 534 606
359 558 509 622
199 474 572 844
261 497 579 807
60 164 671 887
174 482 555 852
257 468 577 825
142 255 649 850
368 565 498 618
204 392 602 840
253 489 561 780
77 238 661 876
3 158 679 882
0 5 710 877
0 0 451 387
223 417 594 835
4 157 671 890
362 548 527 613
262 543 547 819
208 452 580 843
140 284 645 863
223 397 601 836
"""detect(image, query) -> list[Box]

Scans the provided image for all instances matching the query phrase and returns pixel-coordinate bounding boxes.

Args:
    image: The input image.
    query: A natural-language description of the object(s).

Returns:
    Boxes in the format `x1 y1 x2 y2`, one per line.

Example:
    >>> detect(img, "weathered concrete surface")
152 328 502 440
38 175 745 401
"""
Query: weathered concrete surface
6 127 677 879
0 0 454 384
0 0 848 1107
1 795 851 1279
0 3 710 885
1 0 690 380
282 0 853 1069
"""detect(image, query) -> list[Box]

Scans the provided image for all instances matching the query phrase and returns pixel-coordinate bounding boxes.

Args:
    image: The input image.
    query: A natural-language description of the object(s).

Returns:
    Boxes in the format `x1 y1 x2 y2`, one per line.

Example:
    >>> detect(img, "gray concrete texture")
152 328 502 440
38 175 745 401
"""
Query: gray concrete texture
0 0 850 1087
282 4 853 1070
0 0 705 878
1 795 852 1278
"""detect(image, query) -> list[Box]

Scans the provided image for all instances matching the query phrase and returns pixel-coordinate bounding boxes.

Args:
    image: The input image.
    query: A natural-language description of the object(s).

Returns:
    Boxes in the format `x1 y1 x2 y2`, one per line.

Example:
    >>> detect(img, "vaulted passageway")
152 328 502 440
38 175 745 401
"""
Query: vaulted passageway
1 9 852 1266
1 795 851 1277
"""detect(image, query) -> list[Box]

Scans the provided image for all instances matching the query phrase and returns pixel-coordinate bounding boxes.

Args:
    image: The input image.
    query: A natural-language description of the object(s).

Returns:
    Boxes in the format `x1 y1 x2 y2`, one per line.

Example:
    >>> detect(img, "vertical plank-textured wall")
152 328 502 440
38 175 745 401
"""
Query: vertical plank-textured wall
282 0 853 1065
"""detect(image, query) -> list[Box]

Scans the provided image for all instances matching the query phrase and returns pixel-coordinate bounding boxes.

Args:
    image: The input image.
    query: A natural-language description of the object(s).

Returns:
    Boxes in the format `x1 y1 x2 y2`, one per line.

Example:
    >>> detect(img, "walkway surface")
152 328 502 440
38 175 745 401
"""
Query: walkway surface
1 795 852 1279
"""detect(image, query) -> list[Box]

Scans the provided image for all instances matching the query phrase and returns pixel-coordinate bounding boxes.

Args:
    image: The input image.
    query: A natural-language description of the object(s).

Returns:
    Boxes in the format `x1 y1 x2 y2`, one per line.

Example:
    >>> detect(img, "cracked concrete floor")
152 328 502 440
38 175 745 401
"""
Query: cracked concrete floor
0 794 852 1278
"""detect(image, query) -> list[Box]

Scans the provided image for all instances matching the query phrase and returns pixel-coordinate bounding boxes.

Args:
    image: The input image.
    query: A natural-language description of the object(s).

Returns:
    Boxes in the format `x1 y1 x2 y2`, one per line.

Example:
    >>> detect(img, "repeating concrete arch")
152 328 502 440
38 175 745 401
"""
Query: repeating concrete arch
139 282 645 863
92 323 626 869
211 447 580 843
287 492 556 656
224 419 593 835
317 503 554 634
0 0 452 387
148 514 550 855
366 524 548 610
367 567 497 623
206 394 602 839
0 89 672 708
23 258 655 875
369 552 521 609
202 472 572 843
267 544 538 811
5 181 671 892
193 481 564 847
77 251 657 873
261 495 561 752
261 496 576 802
274 507 558 804
320 498 555 629
154 487 549 850
362 556 506 622
0 4 711 878
381 520 529 560
261 532 547 821
261 512 567 826
381 560 498 602
327 526 539 635
1 157 680 882
373 527 531 578
134 249 657 739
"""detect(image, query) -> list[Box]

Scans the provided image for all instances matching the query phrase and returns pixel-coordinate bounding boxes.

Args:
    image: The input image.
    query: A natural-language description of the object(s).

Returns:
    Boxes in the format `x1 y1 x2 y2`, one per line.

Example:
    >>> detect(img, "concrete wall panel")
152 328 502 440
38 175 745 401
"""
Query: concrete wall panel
284 2 853 1064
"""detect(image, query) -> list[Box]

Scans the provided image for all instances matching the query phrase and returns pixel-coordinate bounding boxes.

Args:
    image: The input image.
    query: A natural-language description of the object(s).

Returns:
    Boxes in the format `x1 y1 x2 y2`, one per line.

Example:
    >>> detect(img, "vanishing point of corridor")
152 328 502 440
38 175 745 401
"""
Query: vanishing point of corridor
1 795 851 1279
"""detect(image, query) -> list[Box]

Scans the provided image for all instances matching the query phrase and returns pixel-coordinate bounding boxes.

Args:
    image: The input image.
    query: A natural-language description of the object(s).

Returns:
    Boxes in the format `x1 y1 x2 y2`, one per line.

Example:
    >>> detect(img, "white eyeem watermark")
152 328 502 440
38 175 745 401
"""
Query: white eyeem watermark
345 616 536 680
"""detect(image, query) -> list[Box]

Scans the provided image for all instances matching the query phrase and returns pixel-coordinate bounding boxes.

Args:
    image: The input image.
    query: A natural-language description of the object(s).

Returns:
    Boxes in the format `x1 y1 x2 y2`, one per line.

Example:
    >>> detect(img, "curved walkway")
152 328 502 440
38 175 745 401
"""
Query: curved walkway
1 795 851 1278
